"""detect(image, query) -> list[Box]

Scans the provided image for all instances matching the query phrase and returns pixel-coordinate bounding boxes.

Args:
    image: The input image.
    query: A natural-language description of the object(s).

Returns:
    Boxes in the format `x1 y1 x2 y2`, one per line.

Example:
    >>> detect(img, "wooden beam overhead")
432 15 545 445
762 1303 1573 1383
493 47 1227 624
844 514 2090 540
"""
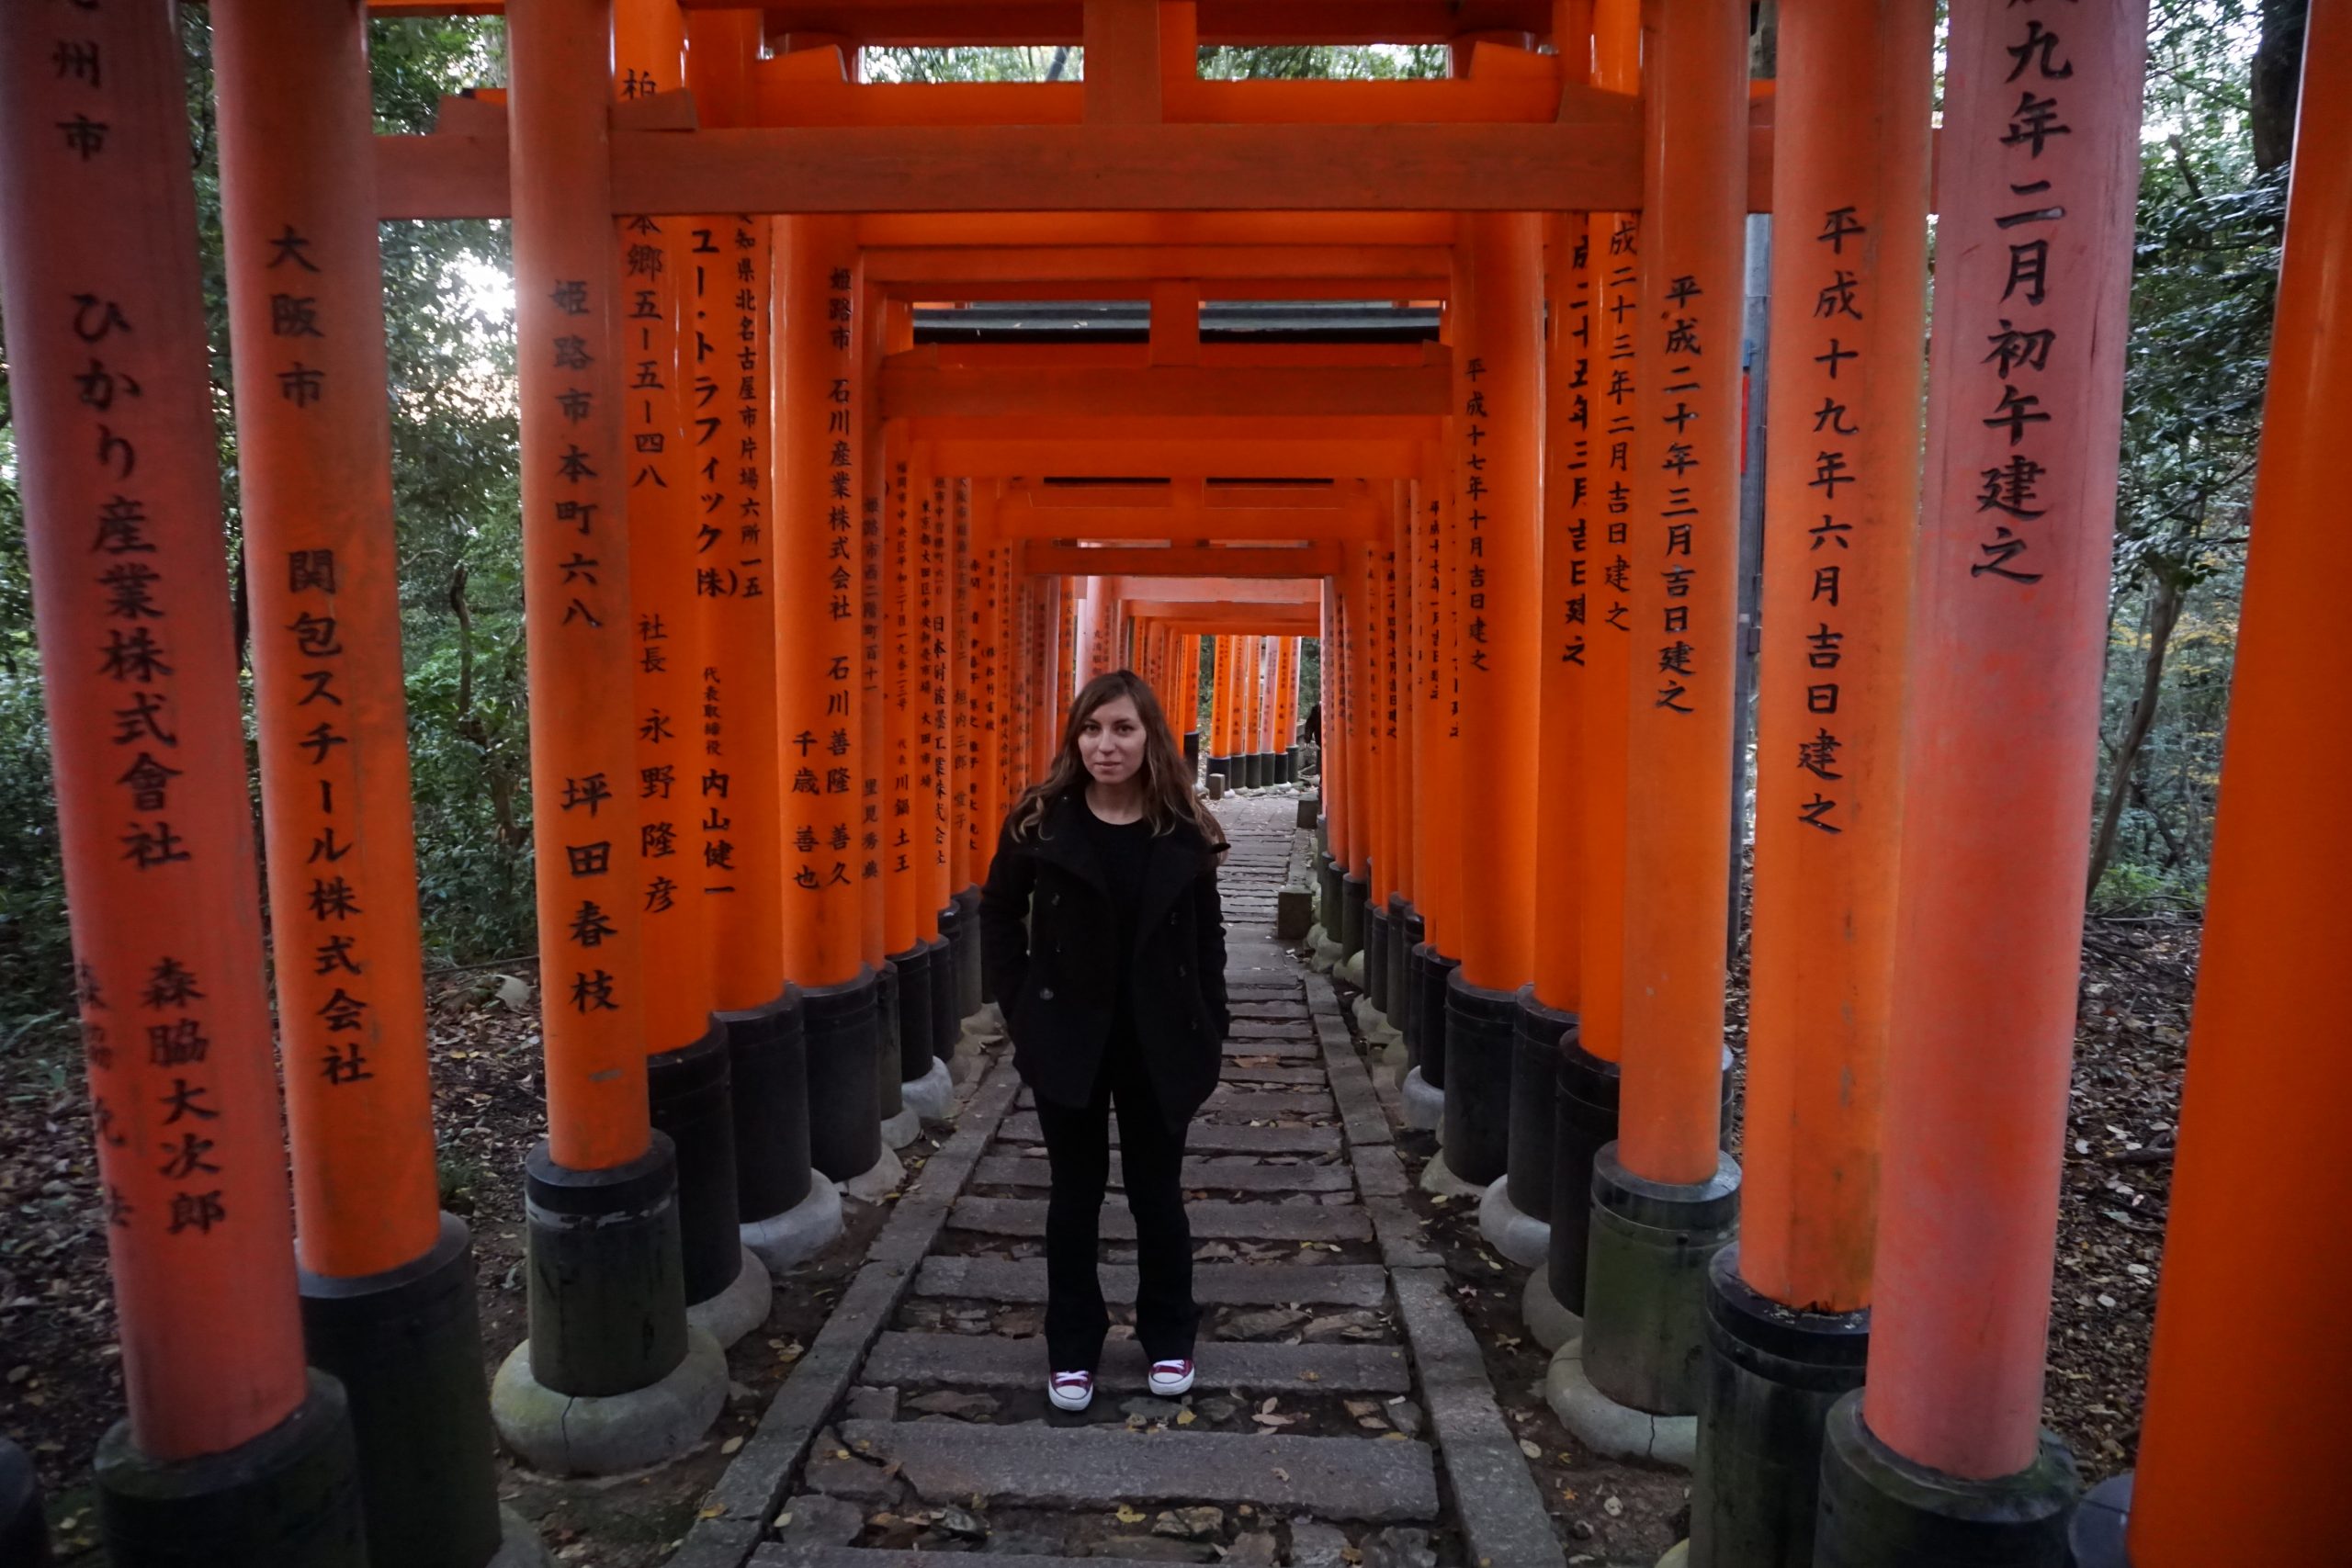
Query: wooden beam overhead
742 2 1557 45
1126 607 1324 633
863 244 1451 288
1021 542 1340 578
374 118 1650 219
1118 579 1325 606
992 505 1379 542
878 356 1450 421
854 213 1457 247
924 435 1419 479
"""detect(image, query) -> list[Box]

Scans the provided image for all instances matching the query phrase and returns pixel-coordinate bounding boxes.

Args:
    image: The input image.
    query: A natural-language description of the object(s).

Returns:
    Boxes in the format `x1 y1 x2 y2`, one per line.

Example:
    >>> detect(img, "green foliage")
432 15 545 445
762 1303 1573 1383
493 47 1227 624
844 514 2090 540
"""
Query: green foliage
1196 45 1448 81
2089 0 2291 903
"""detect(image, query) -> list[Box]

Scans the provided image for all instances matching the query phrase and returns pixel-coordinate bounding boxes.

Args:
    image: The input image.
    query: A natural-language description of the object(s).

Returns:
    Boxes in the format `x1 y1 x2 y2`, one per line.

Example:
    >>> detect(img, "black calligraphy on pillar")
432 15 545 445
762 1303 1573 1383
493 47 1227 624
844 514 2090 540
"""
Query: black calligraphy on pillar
1652 271 1707 716
1968 6 2075 589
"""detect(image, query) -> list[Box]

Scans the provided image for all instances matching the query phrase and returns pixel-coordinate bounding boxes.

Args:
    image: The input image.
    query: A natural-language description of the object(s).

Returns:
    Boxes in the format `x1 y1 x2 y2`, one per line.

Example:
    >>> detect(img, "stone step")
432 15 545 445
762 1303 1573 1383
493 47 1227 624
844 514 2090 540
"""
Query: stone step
1216 1061 1330 1086
913 1256 1389 1307
995 1113 1340 1155
831 1420 1438 1522
949 1197 1369 1243
1228 1020 1313 1038
861 1332 1411 1394
1220 1036 1317 1060
1198 1089 1340 1122
969 1155 1353 1193
755 1548 1098 1568
1013 1085 1333 1121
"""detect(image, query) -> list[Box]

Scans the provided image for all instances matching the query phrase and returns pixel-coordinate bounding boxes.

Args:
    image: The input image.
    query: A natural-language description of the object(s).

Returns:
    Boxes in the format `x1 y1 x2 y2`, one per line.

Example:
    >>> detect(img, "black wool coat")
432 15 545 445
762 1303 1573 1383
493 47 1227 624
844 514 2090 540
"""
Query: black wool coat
978 790 1231 1128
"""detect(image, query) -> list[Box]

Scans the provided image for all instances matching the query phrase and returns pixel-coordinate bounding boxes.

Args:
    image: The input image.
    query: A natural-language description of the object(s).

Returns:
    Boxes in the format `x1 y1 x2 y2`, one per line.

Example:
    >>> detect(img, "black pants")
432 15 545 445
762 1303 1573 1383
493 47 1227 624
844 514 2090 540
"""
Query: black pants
1035 1043 1199 1372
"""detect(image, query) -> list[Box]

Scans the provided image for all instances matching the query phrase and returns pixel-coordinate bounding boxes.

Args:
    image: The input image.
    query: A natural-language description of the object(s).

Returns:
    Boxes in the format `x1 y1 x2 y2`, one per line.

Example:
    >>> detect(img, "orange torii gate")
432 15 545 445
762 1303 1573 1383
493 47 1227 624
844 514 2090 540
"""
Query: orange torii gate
7 2 2348 1566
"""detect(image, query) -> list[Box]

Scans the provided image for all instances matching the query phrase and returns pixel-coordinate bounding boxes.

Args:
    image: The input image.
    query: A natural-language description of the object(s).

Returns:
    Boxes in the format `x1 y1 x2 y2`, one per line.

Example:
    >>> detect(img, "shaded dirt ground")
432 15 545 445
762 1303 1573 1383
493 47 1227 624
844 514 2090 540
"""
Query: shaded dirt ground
3 894 2199 1560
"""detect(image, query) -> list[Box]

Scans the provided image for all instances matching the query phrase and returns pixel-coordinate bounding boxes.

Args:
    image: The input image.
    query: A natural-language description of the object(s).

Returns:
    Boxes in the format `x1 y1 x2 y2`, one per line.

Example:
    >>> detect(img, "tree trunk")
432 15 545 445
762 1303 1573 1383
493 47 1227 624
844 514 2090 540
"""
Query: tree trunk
2086 574 2186 899
2253 0 2308 175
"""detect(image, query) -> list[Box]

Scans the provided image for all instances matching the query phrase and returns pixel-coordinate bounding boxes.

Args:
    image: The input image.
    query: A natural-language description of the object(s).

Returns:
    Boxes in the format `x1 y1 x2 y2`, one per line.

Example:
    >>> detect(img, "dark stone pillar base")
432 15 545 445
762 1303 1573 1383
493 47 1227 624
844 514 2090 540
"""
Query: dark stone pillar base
1814 1393 2079 1568
301 1214 505 1568
647 1020 744 1308
1317 852 1342 933
927 928 958 1063
1399 912 1428 1064
1548 1029 1620 1321
1184 731 1201 774
1365 905 1392 1014
96 1371 366 1568
1510 988 1574 1224
802 967 881 1182
1340 873 1369 959
0 1438 49 1568
2065 1474 2133 1568
1385 897 1409 1024
1417 945 1459 1089
726 987 811 1228
1690 1247 1869 1568
1582 1143 1741 1416
872 961 904 1122
953 886 985 1018
888 943 934 1086
493 1135 724 1474
1441 971 1519 1188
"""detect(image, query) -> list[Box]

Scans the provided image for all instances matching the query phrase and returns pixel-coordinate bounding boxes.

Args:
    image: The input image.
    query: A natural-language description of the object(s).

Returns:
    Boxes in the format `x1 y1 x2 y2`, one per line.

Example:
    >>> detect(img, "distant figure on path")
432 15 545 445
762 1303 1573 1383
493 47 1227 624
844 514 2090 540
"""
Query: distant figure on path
980 669 1231 1413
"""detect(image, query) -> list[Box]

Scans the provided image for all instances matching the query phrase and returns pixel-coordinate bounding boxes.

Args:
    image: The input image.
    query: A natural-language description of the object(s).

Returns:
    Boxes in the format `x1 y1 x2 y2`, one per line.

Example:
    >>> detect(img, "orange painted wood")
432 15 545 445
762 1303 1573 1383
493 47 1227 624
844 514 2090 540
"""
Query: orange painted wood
1865 0 2147 1480
0 0 311 1461
884 439 926 950
375 118 1644 218
2128 12 2352 1552
1449 213 1544 993
1613 0 1747 1185
775 217 868 987
710 1 1561 44
1409 442 1458 951
1574 0 1638 1064
991 505 1381 544
742 71 1577 128
1530 209 1589 1014
1020 544 1340 578
510 0 652 1170
922 475 956 920
615 0 715 1061
694 216 787 1010
216 0 443 1279
1740 0 1930 1316
1083 0 1163 125
877 362 1451 422
862 244 1452 288
925 436 1423 479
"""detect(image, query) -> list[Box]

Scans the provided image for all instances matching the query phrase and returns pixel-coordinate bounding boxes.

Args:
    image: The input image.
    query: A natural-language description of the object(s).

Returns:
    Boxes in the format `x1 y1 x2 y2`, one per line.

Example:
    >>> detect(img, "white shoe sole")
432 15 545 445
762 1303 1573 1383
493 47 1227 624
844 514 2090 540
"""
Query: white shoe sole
1048 1381 1094 1412
1148 1368 1196 1396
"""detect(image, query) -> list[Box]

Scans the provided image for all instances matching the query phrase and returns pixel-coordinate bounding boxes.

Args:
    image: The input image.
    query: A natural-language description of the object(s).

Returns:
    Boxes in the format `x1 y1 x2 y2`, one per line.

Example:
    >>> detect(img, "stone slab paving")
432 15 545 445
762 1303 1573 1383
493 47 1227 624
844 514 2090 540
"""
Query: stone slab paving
949 1195 1373 1242
1013 1083 1337 1121
968 1154 1355 1193
683 793 1564 1567
913 1256 1390 1306
863 1333 1411 1394
833 1421 1439 1521
994 1111 1340 1153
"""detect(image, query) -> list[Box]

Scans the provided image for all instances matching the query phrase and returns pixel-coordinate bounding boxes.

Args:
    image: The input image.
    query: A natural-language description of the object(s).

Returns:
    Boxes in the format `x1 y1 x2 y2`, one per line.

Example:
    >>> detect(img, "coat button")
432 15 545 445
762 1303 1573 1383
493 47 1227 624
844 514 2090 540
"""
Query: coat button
1177 964 1188 978
1039 987 1055 1001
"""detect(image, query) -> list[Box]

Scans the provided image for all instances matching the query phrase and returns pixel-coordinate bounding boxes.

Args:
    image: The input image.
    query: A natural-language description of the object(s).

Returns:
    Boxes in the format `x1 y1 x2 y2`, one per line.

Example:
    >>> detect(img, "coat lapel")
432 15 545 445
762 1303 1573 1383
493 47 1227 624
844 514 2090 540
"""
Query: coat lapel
1029 789 1111 900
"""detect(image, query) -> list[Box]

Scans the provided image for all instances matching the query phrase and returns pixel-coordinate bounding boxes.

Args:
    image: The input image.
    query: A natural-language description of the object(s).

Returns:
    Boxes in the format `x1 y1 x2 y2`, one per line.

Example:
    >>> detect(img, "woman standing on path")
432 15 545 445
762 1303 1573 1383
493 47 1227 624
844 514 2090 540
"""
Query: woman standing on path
979 670 1231 1412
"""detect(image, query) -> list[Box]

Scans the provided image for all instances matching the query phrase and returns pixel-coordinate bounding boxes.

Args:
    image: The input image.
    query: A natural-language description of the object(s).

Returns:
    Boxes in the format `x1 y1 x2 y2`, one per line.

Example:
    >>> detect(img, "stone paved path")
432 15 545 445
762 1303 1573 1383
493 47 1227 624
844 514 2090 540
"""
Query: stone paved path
681 794 1562 1568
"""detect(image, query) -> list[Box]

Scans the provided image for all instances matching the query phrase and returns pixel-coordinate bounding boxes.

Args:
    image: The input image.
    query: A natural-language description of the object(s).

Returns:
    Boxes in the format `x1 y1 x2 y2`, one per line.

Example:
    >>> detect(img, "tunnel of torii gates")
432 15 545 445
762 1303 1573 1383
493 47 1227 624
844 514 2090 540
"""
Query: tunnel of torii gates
0 1 2346 1566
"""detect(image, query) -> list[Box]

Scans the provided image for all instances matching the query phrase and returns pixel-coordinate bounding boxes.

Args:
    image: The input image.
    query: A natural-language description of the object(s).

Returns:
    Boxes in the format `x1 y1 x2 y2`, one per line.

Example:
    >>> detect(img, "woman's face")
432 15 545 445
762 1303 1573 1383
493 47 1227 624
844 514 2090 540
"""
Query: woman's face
1079 694 1147 787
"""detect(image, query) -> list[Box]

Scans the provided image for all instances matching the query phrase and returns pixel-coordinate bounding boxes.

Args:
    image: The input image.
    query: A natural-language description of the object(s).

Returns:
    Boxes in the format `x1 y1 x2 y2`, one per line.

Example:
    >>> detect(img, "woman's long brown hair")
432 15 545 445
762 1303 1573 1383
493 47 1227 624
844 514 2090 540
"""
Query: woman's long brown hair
1007 669 1227 852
